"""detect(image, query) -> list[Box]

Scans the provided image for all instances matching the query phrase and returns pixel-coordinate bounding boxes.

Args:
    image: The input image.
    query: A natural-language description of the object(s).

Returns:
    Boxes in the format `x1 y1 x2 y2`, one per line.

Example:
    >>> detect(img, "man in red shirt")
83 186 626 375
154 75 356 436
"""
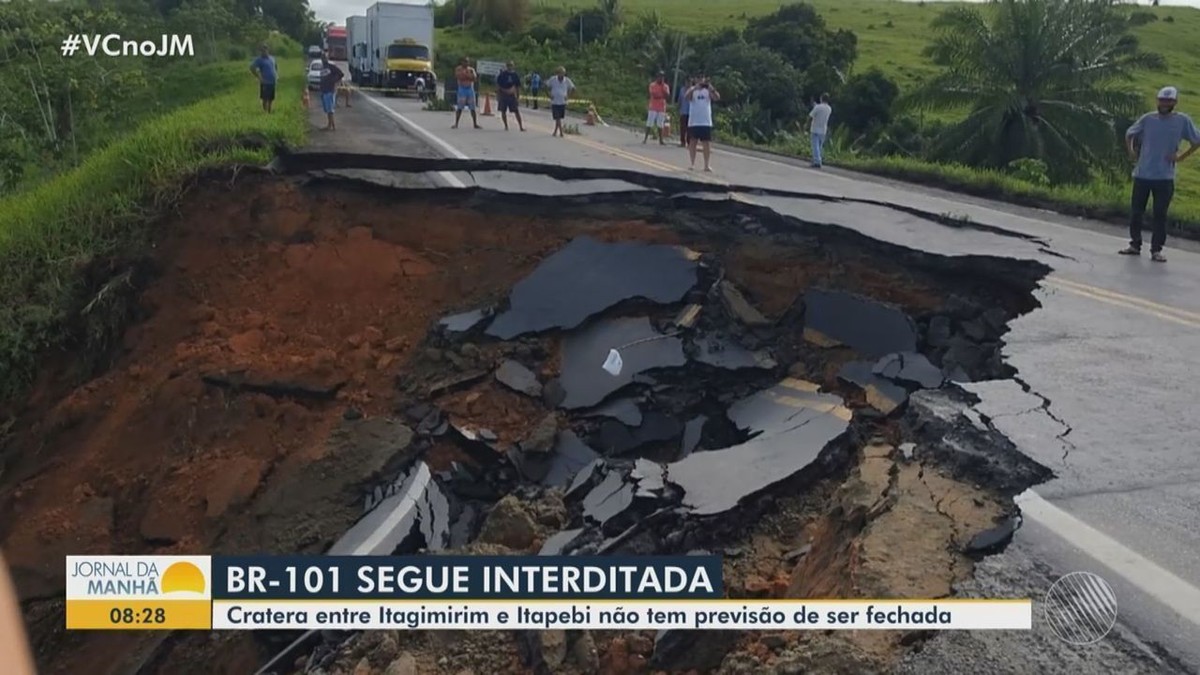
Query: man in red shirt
643 72 671 145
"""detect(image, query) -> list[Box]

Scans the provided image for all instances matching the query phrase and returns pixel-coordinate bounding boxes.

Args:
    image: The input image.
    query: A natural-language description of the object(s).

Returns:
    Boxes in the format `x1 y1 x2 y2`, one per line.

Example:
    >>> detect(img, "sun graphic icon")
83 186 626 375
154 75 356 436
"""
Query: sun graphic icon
160 561 206 594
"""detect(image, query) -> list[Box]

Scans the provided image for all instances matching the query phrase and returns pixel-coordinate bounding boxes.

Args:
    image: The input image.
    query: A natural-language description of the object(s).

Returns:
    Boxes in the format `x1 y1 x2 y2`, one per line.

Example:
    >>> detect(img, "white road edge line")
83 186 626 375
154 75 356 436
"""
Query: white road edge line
358 93 467 188
367 93 1200 631
1016 489 1200 626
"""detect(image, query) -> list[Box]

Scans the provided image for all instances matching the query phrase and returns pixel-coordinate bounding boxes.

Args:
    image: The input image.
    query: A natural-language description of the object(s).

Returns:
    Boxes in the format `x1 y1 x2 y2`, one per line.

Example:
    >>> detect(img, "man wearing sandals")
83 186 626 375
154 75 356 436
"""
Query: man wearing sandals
1120 86 1200 263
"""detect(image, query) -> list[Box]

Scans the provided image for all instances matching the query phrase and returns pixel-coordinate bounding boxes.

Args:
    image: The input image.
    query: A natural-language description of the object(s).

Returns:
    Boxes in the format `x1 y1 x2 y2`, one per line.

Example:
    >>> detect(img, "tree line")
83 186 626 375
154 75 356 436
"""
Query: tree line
443 0 1168 188
0 0 323 194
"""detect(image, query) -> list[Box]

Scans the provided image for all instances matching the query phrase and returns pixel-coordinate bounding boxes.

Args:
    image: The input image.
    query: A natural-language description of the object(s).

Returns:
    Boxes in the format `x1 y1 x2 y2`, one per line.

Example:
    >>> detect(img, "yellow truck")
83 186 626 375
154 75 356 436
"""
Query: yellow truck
365 2 436 97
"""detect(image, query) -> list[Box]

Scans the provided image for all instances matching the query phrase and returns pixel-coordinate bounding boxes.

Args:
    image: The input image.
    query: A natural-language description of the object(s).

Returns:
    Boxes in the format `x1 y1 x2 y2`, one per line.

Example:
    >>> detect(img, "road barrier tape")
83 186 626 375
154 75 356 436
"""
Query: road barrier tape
335 85 594 105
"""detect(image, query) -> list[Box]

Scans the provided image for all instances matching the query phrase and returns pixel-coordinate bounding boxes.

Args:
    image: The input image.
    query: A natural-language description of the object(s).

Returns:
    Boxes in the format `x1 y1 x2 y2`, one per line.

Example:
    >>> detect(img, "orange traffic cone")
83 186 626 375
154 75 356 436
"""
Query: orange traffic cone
482 92 494 116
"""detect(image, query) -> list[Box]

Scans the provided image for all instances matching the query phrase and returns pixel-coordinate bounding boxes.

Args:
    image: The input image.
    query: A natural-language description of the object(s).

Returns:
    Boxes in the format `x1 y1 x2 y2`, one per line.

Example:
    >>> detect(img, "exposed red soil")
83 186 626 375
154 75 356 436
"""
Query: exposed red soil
727 240 946 317
0 177 679 675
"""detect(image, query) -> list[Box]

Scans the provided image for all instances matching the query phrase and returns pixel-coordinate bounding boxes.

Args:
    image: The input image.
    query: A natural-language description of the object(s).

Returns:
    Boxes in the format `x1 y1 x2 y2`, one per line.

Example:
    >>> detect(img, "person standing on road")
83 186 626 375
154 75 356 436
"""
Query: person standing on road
686 76 720 172
318 53 344 131
497 61 526 132
250 44 277 114
643 71 671 145
547 67 575 138
677 76 694 147
1120 86 1200 262
453 57 482 130
808 94 832 168
415 74 426 102
529 71 542 109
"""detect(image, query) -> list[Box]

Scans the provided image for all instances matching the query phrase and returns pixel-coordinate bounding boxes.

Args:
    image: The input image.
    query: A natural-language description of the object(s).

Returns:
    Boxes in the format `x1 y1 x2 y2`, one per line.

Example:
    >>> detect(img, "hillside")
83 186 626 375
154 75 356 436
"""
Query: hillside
442 0 1200 228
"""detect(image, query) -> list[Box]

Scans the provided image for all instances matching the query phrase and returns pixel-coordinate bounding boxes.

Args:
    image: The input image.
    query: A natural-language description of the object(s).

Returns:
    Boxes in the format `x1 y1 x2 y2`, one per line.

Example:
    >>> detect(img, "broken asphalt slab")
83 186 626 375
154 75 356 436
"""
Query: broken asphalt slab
668 378 852 516
874 351 945 389
557 316 687 410
270 152 1051 247
484 236 699 339
802 288 919 358
327 461 451 556
838 361 909 415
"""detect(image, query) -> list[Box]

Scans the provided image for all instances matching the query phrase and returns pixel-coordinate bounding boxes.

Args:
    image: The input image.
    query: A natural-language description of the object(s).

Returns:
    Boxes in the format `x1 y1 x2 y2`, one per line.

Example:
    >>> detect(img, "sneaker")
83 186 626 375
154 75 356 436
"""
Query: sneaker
1151 251 1167 263
1118 246 1140 255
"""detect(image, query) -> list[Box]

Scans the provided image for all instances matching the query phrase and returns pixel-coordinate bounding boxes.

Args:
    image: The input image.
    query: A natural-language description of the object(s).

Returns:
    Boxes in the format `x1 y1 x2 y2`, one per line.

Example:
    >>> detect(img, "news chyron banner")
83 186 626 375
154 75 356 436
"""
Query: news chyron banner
67 555 1033 631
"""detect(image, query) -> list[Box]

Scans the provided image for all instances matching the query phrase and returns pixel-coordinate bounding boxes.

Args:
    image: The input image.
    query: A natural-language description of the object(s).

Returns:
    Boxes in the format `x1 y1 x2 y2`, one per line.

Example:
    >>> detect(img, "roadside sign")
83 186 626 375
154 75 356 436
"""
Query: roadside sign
476 60 504 76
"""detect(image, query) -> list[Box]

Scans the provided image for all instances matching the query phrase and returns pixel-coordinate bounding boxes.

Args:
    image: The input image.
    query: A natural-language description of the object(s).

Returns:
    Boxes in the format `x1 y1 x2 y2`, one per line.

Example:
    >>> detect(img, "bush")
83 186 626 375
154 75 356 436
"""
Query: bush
1006 158 1051 186
837 68 900 135
0 63 306 400
1128 10 1158 26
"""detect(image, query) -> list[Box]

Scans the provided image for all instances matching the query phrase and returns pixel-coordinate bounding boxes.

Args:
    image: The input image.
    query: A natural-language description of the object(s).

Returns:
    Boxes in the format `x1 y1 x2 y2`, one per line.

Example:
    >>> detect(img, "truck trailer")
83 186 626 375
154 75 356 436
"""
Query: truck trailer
365 2 436 96
324 25 347 61
346 15 368 84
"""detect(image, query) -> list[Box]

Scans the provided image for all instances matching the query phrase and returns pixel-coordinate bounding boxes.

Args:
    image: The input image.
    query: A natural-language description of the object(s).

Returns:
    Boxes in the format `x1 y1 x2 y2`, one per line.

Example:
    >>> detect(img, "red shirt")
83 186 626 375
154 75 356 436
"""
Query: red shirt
648 81 669 112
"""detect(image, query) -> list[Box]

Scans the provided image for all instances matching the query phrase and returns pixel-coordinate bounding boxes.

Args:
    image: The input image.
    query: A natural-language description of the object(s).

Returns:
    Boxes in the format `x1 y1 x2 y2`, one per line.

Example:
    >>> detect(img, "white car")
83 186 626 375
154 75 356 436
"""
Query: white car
306 60 323 90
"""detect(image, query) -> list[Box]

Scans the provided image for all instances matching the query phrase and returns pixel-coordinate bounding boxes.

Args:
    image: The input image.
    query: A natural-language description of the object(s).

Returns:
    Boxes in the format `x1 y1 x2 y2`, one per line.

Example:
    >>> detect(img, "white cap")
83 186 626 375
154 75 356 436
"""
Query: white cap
1157 86 1178 100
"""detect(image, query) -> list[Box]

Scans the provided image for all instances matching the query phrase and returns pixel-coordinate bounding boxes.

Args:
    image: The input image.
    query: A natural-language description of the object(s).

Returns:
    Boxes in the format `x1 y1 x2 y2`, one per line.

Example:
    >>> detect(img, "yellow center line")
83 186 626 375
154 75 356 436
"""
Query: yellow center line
1044 276 1200 324
512 116 1200 330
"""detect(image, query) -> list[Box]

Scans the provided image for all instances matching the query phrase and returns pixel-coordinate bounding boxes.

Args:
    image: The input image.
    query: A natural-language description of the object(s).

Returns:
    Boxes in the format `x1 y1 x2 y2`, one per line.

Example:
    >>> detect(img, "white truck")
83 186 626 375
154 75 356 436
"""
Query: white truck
365 2 436 96
346 15 368 84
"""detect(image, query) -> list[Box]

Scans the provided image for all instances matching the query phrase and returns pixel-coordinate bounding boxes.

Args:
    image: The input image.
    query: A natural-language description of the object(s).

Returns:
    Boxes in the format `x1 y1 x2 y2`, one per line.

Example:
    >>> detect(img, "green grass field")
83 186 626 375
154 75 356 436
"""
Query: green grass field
0 61 307 401
506 0 1200 226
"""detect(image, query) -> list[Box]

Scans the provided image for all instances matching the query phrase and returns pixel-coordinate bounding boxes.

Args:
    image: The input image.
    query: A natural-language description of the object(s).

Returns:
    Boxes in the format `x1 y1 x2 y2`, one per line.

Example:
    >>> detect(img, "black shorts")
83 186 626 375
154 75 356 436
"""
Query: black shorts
260 83 276 101
552 104 567 120
689 125 712 141
499 93 519 113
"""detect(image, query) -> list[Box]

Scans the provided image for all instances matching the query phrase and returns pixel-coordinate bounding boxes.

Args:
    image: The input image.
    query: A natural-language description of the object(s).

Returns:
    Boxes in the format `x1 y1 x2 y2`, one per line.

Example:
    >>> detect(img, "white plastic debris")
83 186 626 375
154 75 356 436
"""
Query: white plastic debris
602 349 624 376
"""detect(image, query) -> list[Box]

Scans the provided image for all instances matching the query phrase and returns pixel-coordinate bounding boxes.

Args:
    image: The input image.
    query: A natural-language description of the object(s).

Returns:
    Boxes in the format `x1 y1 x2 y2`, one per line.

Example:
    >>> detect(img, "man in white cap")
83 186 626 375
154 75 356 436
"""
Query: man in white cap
1120 86 1200 262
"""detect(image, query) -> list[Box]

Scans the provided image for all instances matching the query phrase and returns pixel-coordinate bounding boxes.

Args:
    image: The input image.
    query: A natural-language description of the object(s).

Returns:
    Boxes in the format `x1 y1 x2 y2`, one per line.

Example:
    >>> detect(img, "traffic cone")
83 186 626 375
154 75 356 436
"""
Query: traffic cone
482 92 494 116
663 115 672 139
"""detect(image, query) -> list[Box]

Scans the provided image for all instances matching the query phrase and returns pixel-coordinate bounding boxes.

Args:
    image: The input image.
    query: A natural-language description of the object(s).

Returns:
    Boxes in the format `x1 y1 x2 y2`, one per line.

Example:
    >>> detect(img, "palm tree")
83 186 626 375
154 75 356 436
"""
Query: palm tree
906 0 1165 183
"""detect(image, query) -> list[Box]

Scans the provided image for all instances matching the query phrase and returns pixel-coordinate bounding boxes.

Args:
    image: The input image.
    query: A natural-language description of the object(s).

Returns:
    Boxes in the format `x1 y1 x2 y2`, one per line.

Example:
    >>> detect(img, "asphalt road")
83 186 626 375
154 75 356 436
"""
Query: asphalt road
322 91 1200 671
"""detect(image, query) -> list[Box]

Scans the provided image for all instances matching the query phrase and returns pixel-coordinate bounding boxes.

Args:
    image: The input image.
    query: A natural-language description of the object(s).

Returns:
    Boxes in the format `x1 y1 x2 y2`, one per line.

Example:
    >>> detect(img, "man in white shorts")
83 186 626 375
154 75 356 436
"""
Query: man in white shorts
643 71 671 145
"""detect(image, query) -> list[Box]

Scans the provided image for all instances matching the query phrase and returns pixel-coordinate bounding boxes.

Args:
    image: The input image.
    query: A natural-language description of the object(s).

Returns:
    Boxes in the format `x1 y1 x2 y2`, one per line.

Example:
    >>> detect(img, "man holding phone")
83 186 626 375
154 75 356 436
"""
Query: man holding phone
686 76 720 172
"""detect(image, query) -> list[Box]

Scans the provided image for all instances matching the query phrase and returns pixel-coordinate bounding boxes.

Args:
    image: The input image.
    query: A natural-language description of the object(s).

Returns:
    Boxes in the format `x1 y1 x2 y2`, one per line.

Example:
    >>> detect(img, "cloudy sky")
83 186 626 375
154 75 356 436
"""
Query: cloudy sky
310 0 439 23
306 0 1198 24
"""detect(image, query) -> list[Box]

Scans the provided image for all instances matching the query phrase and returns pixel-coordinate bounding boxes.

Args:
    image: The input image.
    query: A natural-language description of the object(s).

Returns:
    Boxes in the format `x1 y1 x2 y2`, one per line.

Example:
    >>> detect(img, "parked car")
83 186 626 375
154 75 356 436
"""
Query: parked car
307 45 322 59
306 60 323 90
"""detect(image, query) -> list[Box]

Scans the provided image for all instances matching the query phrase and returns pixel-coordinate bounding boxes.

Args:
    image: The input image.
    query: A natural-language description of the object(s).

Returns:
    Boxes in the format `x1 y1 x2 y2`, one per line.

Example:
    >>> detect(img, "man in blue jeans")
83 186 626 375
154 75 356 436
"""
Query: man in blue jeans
1120 86 1200 262
808 94 832 168
318 54 344 131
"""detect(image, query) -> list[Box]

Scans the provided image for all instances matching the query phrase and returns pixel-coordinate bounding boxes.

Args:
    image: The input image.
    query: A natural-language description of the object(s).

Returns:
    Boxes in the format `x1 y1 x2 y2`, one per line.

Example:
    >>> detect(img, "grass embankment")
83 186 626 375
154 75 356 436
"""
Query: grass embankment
0 61 307 402
457 0 1200 229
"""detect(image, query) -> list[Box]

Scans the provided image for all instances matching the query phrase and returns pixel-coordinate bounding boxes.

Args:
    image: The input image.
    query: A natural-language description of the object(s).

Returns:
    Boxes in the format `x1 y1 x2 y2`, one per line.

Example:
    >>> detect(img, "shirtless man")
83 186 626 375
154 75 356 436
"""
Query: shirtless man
453 57 482 129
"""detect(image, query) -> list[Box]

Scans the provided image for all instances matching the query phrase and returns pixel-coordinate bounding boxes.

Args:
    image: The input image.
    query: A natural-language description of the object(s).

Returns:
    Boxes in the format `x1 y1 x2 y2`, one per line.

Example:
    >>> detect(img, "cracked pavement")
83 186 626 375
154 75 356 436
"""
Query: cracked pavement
287 91 1200 670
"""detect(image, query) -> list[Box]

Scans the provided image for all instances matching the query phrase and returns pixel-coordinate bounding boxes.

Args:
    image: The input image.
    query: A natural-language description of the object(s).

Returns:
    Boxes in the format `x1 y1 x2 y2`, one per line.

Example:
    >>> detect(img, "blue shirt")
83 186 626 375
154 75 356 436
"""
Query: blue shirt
251 55 277 84
1127 111 1200 180
530 73 541 89
497 70 520 92
678 86 690 115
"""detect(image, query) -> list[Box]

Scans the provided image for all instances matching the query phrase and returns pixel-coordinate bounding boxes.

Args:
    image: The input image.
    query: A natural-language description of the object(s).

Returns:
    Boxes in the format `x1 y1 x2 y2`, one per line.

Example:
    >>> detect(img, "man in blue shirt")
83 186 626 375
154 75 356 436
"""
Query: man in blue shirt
529 71 541 109
249 44 277 114
677 76 694 147
1120 86 1200 262
496 61 525 132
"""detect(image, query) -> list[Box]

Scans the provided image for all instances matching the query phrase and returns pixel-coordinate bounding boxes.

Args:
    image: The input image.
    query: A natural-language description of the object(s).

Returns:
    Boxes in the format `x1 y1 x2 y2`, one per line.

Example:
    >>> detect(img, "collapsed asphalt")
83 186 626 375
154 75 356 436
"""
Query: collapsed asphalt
216 165 1060 673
